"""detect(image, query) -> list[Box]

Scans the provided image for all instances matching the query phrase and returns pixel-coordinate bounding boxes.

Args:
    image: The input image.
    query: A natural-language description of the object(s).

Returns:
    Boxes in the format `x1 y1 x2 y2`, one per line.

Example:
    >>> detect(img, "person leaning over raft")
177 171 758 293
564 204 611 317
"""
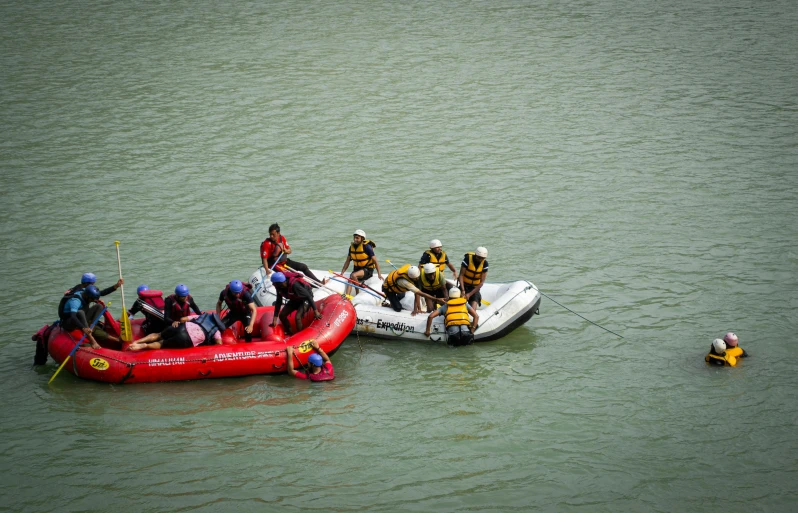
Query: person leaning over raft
217 280 257 342
269 271 322 336
127 312 225 351
57 284 103 349
459 247 489 310
381 264 439 314
286 341 334 381
424 287 479 346
164 284 202 327
341 229 383 296
420 239 458 282
417 262 449 314
127 284 166 335
64 272 124 343
260 223 323 283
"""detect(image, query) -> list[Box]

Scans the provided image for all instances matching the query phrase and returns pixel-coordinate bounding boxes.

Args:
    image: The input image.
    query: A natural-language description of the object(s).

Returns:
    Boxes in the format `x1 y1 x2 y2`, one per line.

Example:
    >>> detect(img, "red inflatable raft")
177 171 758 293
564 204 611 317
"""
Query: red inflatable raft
41 294 355 384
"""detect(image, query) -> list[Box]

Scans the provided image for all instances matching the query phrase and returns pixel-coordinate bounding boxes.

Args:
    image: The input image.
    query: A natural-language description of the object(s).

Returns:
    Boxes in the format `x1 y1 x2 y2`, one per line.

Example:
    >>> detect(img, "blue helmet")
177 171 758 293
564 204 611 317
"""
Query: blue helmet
229 280 244 294
270 272 286 284
81 272 97 284
84 285 101 299
136 284 149 294
175 284 189 297
308 353 323 367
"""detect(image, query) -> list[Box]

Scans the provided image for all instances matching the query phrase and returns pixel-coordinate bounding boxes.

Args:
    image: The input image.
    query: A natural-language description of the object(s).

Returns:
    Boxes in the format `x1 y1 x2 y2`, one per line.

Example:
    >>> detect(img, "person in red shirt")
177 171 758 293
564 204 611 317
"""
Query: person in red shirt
260 223 322 283
286 341 334 381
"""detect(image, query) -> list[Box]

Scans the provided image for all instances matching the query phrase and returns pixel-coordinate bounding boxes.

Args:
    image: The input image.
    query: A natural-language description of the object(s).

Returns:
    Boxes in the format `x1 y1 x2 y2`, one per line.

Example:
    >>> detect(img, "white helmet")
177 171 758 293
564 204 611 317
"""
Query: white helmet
429 239 442 249
423 263 437 274
475 246 488 258
354 229 366 238
449 287 461 298
712 338 726 354
407 266 420 279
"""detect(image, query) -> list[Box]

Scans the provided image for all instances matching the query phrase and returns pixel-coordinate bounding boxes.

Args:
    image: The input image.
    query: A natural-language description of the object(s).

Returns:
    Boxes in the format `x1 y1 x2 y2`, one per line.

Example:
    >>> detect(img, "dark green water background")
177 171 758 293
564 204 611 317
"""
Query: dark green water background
1 1 796 511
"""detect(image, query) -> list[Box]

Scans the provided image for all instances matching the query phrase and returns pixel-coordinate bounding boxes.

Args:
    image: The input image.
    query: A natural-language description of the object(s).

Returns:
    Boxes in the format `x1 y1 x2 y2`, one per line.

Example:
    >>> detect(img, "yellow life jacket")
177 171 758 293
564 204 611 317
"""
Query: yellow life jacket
461 252 485 287
420 269 444 291
383 264 412 293
349 240 376 269
705 352 738 367
726 346 744 358
423 249 448 273
444 298 471 327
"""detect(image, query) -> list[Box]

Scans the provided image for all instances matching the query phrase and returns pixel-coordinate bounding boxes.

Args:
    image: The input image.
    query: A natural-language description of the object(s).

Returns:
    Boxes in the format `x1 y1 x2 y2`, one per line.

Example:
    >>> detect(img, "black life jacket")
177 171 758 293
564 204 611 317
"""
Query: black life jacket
58 291 88 322
280 271 310 301
192 312 226 342
64 284 85 296
222 282 254 314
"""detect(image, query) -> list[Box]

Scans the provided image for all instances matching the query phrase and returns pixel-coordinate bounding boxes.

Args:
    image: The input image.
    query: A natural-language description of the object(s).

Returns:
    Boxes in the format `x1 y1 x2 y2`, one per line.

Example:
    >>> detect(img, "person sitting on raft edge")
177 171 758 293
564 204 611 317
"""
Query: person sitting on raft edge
705 333 748 367
286 341 334 381
127 312 225 351
260 222 323 283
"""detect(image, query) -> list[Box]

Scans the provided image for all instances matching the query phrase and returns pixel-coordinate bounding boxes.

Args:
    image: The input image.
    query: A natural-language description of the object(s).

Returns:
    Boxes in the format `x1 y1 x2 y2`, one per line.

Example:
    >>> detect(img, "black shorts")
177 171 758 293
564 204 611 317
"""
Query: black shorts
223 312 253 341
281 298 310 315
159 325 193 349
352 267 374 282
464 286 482 307
446 325 474 347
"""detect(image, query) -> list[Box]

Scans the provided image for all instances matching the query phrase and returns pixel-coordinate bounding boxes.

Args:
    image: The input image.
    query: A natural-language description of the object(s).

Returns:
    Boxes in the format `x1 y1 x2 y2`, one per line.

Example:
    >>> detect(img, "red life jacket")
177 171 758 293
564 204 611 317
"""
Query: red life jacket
281 271 308 301
222 282 254 314
166 293 193 320
139 289 165 310
262 235 289 269
307 363 335 381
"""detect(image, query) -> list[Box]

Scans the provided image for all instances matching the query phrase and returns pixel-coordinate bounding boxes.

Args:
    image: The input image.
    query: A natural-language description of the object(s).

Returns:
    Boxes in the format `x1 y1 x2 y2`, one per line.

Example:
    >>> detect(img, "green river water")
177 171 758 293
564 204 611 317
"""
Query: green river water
1 1 796 511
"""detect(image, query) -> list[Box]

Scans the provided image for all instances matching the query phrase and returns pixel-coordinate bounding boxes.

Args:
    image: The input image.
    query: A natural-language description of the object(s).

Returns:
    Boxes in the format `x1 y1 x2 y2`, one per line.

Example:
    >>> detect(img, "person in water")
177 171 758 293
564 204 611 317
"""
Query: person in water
459 246 489 310
217 280 257 342
416 262 449 314
340 230 383 296
419 239 458 282
260 223 323 283
127 284 166 335
270 271 322 335
57 284 103 349
164 284 202 327
424 287 480 346
381 264 439 314
705 333 748 367
127 312 225 351
286 341 334 381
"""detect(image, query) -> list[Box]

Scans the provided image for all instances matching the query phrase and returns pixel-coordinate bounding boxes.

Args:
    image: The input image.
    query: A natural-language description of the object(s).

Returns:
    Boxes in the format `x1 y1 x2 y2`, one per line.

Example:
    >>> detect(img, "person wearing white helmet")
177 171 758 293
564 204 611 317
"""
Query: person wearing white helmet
340 229 383 296
416 262 449 315
706 332 748 366
459 246 489 310
424 287 479 346
381 264 439 313
419 240 458 281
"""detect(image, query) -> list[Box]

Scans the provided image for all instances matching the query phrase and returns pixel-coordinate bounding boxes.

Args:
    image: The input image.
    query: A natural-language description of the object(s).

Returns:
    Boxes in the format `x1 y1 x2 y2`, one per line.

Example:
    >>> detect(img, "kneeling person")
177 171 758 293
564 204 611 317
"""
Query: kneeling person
286 341 334 381
270 271 322 336
424 287 479 346
127 312 225 351
382 264 438 313
217 280 257 342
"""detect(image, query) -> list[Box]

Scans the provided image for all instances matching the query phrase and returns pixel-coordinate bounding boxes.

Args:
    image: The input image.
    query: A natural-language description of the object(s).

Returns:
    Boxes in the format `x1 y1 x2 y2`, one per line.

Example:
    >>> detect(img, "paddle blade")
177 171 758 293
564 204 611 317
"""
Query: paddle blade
120 310 133 342
48 356 72 384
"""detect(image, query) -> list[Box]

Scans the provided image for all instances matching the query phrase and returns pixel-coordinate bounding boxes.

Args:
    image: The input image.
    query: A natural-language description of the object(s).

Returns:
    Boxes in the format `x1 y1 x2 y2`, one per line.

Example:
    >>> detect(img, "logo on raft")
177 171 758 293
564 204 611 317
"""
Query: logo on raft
90 358 109 371
375 319 415 334
298 340 313 354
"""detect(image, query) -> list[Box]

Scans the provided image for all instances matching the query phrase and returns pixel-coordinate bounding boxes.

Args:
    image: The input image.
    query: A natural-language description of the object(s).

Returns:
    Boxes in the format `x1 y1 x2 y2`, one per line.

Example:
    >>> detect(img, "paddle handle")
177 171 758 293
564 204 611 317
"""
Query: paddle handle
114 241 127 313
329 270 386 298
385 260 399 270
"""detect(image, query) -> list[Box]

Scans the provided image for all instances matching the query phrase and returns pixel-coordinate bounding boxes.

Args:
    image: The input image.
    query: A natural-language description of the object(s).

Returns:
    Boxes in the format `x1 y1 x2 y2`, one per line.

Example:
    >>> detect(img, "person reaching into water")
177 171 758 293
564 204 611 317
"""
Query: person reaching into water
260 223 323 283
269 271 322 336
286 341 334 381
340 230 383 296
424 287 479 346
164 284 202 327
419 239 458 282
217 280 257 342
127 312 225 351
459 246 489 311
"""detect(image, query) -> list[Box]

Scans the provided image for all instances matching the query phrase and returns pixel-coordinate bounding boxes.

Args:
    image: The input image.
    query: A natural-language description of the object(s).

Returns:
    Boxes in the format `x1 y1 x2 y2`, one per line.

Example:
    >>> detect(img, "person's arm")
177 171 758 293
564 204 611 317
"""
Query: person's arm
400 278 436 302
281 237 292 256
458 264 467 292
341 254 352 274
310 341 330 364
740 348 749 357
99 278 124 297
215 299 224 317
189 297 202 316
270 291 284 326
412 293 422 316
424 310 441 337
128 298 142 317
286 346 307 378
447 260 458 280
467 305 480 332
246 301 257 333
163 297 175 325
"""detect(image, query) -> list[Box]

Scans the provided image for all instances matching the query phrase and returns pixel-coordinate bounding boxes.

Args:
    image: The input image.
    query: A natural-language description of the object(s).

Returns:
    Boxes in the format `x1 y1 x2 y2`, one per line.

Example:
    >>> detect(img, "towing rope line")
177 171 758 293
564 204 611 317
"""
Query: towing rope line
539 291 624 339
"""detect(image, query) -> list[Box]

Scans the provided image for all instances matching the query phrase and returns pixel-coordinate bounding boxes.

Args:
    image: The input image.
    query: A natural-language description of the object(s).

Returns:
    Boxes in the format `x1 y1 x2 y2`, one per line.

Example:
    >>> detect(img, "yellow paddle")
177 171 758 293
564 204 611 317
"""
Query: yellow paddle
386 260 491 306
114 241 133 342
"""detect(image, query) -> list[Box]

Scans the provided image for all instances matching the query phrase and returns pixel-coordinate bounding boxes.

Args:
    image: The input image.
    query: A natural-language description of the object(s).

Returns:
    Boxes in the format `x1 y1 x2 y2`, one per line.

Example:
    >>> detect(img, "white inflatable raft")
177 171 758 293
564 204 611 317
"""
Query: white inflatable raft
248 268 540 343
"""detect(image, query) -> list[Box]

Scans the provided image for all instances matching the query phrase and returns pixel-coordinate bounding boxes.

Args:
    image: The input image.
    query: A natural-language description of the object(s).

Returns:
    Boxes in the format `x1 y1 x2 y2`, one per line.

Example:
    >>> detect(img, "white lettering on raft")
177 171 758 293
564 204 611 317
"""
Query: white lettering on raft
214 351 257 362
333 309 349 328
150 357 185 366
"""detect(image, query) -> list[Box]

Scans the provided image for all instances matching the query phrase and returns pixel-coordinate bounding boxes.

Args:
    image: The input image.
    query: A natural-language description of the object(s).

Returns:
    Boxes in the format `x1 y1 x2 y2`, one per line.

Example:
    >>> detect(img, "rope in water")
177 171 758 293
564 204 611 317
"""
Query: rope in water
539 291 624 339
